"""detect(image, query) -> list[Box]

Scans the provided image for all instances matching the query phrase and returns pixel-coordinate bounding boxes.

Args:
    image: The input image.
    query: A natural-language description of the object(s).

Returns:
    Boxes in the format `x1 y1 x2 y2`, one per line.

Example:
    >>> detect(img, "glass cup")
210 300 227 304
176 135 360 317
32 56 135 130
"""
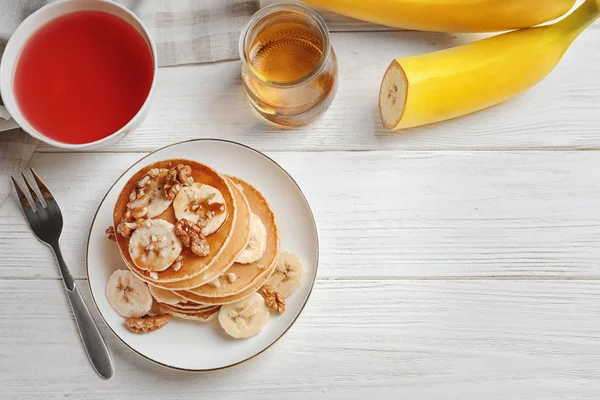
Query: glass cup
239 2 338 127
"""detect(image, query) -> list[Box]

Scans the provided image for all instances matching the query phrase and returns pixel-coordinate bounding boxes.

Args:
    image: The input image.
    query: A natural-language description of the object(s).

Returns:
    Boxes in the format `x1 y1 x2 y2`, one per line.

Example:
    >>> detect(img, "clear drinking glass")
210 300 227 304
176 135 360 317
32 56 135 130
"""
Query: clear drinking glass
239 2 338 127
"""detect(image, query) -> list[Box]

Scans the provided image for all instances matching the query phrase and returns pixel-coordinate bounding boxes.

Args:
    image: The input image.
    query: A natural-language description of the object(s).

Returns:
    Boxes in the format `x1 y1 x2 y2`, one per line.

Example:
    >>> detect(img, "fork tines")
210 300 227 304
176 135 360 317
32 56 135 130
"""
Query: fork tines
11 168 51 211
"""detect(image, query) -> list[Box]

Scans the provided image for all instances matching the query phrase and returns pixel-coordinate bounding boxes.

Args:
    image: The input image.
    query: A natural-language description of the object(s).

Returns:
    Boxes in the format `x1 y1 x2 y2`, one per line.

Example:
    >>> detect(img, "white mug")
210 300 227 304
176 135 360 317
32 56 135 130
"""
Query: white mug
0 0 158 150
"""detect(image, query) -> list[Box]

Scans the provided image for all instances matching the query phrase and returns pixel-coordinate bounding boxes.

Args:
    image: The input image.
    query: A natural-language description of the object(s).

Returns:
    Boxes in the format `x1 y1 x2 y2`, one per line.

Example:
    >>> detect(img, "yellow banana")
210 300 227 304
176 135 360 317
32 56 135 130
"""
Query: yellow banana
303 0 576 33
379 0 600 130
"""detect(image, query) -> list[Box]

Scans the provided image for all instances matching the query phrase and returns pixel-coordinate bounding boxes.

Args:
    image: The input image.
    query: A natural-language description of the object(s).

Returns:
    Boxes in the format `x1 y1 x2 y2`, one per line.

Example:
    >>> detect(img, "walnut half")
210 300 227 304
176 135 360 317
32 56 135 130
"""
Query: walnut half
175 218 210 257
117 221 137 238
164 164 193 200
125 314 171 334
106 226 116 241
172 255 183 271
260 285 286 314
116 207 148 239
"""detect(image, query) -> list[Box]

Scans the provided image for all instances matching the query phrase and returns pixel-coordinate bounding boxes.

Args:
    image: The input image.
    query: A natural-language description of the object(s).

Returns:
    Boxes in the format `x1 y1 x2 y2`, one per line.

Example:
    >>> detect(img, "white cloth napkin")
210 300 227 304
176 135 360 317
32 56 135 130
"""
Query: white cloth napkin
0 106 10 120
0 0 259 210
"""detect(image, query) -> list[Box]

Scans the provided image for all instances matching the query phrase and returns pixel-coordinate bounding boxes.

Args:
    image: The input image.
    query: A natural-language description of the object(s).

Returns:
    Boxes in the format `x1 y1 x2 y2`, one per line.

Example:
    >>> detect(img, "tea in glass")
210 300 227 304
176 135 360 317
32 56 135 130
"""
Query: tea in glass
239 3 338 127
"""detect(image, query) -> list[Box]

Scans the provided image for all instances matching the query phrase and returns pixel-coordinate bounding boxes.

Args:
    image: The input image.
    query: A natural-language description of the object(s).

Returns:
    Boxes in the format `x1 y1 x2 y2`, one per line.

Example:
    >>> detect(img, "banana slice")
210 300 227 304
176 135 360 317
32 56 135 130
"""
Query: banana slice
218 293 270 339
106 270 153 318
148 285 185 306
128 219 183 272
265 252 304 297
127 168 172 218
173 183 227 236
235 213 267 264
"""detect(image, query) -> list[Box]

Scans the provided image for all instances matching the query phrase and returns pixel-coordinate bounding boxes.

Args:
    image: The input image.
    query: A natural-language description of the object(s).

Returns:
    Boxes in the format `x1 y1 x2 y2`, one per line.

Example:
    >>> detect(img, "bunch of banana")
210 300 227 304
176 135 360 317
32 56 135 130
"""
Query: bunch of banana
305 0 600 130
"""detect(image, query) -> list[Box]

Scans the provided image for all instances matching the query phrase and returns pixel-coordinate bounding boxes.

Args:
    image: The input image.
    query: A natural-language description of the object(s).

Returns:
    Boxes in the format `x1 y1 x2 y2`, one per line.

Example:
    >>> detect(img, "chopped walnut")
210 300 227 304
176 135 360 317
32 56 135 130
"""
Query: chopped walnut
207 278 221 288
137 175 151 188
117 221 137 238
127 169 164 210
172 255 183 271
165 181 181 201
149 271 158 280
175 219 210 257
144 234 168 257
261 285 286 314
106 226 116 241
147 168 160 178
125 314 171 334
257 263 266 270
226 273 237 283
131 207 148 220
164 164 193 200
116 207 147 239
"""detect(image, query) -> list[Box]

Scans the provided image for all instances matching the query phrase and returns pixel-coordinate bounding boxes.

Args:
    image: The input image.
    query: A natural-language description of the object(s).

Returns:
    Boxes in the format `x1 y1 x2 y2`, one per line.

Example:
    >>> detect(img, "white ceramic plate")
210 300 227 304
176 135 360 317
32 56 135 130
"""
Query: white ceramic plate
87 139 319 371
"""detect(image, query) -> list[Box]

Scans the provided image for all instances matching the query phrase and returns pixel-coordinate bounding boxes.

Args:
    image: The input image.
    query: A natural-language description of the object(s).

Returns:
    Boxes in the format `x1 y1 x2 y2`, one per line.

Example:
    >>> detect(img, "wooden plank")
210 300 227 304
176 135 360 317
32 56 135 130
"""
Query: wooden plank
1 279 599 399
33 27 600 153
3 151 600 280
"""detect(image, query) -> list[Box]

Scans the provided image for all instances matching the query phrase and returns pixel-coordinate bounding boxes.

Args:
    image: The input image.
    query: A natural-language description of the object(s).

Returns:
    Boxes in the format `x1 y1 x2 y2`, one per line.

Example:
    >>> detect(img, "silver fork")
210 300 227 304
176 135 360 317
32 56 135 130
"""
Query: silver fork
12 169 114 380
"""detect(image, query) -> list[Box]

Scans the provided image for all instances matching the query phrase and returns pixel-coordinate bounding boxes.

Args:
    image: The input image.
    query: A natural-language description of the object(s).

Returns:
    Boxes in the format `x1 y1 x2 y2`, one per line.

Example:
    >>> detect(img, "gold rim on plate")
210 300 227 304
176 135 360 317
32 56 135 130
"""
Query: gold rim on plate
85 138 319 372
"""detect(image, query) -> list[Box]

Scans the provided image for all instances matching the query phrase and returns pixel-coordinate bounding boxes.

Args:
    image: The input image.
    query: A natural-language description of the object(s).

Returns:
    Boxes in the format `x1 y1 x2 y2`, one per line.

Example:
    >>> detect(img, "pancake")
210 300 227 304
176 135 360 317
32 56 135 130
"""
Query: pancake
159 304 220 322
184 176 280 298
114 159 237 283
169 301 213 310
148 285 186 305
158 303 216 313
142 177 252 290
176 255 277 305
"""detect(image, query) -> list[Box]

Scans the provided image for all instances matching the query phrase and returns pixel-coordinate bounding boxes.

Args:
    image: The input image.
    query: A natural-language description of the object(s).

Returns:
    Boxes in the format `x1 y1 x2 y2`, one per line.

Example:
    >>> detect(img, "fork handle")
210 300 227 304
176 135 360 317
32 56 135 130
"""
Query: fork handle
52 243 114 380
53 243 75 290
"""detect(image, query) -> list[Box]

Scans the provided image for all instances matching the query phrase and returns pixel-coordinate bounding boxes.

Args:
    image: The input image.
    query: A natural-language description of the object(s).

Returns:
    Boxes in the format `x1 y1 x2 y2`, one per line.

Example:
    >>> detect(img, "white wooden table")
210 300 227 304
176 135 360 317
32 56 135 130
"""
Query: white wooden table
2 8 600 399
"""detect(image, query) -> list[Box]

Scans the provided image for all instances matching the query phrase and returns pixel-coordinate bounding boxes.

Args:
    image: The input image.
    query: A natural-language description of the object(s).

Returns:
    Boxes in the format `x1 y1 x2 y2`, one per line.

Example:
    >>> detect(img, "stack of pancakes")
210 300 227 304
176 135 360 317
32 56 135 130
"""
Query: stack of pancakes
113 159 280 322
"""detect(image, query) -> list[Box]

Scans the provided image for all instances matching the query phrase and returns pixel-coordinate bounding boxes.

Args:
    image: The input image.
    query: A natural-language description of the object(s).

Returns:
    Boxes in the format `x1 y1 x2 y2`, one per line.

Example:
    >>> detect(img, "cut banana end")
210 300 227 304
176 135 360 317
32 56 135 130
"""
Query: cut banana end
378 60 408 130
218 293 270 339
106 270 153 318
148 285 186 306
265 252 304 298
235 213 268 264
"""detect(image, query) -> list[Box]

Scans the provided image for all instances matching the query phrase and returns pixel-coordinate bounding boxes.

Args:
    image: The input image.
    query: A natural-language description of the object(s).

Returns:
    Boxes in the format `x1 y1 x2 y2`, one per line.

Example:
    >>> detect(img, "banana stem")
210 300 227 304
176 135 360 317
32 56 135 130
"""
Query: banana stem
556 0 600 39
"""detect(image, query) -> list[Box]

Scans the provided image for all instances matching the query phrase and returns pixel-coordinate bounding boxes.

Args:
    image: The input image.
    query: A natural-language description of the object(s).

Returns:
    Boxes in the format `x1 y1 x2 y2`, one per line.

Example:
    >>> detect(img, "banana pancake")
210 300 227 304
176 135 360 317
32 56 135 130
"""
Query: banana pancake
140 177 252 290
113 159 237 283
159 303 217 314
148 285 186 305
185 176 280 298
166 301 213 310
176 256 277 305
159 304 220 322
